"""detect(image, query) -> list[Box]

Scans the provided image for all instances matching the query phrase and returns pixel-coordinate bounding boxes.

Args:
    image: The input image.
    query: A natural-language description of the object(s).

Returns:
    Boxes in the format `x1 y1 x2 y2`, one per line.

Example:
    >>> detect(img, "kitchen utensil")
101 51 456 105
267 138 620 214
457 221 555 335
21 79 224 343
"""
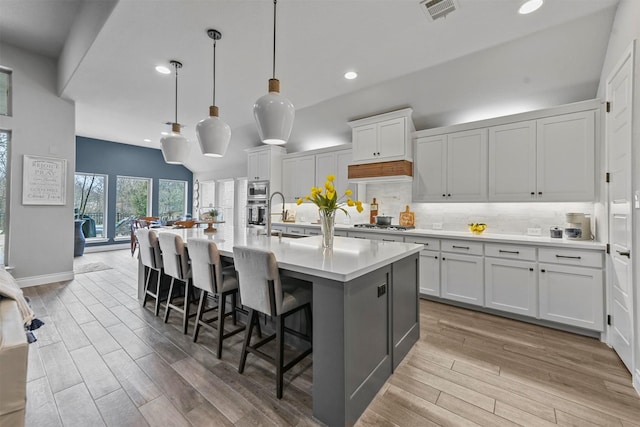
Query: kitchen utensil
550 226 563 238
399 205 415 227
375 215 393 226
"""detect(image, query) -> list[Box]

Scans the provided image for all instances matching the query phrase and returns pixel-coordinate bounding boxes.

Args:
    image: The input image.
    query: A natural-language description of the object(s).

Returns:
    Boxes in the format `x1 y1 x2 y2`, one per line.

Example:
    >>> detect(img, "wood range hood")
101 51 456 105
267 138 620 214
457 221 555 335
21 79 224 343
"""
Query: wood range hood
347 160 413 183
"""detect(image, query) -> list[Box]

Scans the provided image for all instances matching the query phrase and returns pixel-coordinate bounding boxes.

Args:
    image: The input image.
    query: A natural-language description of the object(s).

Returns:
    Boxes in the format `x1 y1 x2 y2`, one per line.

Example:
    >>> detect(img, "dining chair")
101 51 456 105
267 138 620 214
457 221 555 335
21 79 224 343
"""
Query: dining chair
131 216 160 256
188 238 245 358
135 228 164 316
158 232 196 334
232 246 312 399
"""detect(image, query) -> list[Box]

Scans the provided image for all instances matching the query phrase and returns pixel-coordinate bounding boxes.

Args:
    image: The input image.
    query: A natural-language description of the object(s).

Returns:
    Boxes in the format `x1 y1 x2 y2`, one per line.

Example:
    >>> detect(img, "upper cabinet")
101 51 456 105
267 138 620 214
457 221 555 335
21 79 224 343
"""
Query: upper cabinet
413 129 488 202
246 146 285 191
489 111 595 202
282 155 316 203
349 108 415 163
414 100 599 203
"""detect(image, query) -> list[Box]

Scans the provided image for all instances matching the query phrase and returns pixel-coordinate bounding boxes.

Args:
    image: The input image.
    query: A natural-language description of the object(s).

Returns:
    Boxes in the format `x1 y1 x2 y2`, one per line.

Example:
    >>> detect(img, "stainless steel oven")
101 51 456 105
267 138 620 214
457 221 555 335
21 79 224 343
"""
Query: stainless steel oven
247 200 268 227
247 180 269 200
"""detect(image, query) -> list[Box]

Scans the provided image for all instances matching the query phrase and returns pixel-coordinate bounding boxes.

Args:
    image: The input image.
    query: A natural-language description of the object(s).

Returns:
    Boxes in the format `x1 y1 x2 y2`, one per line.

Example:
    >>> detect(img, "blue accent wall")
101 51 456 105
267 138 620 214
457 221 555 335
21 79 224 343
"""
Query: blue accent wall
76 136 193 245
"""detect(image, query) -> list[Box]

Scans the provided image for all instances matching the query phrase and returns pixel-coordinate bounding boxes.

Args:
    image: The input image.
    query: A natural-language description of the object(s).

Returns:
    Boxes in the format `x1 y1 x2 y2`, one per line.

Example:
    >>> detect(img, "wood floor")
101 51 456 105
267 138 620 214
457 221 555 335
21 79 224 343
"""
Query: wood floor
22 249 640 426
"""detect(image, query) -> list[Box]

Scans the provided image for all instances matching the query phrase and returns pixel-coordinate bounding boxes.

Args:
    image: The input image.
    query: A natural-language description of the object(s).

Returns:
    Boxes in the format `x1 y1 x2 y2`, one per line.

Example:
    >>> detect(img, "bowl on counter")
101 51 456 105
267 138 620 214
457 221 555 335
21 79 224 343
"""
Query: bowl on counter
174 220 196 229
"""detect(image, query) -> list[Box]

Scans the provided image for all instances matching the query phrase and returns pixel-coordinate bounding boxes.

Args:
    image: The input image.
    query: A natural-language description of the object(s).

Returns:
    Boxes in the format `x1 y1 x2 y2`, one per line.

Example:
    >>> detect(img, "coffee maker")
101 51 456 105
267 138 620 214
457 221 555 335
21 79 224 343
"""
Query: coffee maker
564 212 592 240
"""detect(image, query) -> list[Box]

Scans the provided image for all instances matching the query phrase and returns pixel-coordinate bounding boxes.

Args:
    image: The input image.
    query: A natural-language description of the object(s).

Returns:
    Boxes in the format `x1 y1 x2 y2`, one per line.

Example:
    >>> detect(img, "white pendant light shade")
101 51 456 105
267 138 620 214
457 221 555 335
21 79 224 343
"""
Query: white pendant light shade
254 79 295 145
161 123 190 164
197 106 231 157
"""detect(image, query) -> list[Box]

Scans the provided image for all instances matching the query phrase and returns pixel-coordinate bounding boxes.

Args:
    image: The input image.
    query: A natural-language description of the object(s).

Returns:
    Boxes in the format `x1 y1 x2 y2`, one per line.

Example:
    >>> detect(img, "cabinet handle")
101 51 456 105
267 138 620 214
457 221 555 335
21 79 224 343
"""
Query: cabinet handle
377 152 380 156
538 191 543 195
452 245 470 250
541 269 546 273
447 193 451 197
530 192 535 196
499 250 520 254
616 250 631 258
529 268 534 271
442 194 446 197
382 239 396 242
435 256 438 259
442 257 446 261
555 255 581 260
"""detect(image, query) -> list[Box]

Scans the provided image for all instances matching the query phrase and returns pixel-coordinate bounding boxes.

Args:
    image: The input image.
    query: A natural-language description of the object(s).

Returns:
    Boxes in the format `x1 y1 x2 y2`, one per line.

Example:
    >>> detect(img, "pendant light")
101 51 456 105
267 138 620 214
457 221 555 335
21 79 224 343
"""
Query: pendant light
196 29 231 157
253 0 294 145
160 60 190 164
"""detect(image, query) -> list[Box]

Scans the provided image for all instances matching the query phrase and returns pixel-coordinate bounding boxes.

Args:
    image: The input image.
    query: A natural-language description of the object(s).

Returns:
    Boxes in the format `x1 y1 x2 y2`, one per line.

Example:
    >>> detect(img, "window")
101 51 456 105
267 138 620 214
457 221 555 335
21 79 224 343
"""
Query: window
115 176 151 237
159 179 187 220
0 130 9 264
0 69 11 116
217 179 235 227
74 173 107 239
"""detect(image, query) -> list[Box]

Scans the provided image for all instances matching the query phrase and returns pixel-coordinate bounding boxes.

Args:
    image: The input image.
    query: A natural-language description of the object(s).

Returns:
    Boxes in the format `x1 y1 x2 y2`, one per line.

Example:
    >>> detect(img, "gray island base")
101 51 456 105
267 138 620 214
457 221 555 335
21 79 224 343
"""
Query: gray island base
137 228 422 426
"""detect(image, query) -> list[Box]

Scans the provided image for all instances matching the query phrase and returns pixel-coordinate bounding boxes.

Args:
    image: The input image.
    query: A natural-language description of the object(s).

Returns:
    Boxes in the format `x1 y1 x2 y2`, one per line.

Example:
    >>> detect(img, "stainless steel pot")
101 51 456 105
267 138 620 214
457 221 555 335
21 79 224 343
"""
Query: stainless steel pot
375 215 393 226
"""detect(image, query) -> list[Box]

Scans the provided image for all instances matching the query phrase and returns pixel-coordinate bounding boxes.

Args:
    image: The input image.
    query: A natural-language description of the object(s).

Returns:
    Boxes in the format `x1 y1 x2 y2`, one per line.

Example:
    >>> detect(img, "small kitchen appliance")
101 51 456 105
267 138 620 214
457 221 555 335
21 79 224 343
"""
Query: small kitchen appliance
247 180 269 200
550 226 563 238
564 212 592 240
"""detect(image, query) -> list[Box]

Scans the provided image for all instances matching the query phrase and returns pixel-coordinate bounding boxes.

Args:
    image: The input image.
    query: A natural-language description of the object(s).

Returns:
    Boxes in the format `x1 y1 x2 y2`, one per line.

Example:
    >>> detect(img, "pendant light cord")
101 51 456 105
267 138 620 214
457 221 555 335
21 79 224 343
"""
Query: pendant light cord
272 0 277 79
174 63 179 125
212 39 217 106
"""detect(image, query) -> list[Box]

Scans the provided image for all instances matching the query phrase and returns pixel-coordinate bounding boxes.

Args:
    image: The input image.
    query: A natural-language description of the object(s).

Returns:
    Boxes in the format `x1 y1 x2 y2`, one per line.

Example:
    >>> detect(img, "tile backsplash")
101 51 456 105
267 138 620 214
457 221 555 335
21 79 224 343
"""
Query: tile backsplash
286 182 598 238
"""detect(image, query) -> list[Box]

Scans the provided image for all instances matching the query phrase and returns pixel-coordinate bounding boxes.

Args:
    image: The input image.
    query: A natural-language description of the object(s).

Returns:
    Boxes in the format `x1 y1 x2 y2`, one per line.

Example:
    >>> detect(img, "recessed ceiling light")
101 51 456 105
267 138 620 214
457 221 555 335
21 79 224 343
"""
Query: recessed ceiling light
143 138 151 142
155 65 171 74
160 131 169 136
518 0 543 14
344 71 358 80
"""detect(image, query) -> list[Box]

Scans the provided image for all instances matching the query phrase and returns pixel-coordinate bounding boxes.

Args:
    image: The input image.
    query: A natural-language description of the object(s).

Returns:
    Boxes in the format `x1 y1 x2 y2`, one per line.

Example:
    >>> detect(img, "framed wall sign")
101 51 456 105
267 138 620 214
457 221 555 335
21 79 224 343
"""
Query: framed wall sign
22 155 67 205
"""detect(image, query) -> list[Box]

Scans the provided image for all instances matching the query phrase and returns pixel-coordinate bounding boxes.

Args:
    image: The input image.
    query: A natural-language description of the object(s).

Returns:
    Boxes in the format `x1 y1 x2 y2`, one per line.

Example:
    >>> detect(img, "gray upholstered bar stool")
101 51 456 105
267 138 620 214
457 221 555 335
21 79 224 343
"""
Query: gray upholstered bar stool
158 233 195 335
233 246 312 399
136 228 164 316
188 238 245 358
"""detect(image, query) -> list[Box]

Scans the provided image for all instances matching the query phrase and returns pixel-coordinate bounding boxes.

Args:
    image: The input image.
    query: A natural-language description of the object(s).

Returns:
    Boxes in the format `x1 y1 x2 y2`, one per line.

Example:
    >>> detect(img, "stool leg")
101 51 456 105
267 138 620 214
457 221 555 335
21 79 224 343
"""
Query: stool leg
275 314 285 399
239 309 255 374
163 278 175 324
142 266 151 308
153 270 161 317
231 292 238 325
183 281 190 335
193 290 207 342
216 292 226 359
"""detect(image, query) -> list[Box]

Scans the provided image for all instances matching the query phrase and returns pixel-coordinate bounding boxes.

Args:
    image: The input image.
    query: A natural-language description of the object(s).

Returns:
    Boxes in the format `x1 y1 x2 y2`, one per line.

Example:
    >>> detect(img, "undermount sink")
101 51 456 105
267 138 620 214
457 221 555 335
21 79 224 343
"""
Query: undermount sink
271 232 306 239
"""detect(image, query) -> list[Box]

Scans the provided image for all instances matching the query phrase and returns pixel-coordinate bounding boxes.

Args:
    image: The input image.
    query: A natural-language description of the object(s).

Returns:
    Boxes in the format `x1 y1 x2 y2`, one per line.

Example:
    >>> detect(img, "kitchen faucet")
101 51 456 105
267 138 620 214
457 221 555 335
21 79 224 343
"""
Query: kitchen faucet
267 191 285 238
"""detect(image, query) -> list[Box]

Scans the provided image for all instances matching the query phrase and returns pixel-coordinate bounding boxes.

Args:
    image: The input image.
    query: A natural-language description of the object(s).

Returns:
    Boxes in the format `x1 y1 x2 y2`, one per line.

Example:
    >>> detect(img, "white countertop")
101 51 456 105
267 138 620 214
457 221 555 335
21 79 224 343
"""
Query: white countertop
272 222 606 251
156 225 423 282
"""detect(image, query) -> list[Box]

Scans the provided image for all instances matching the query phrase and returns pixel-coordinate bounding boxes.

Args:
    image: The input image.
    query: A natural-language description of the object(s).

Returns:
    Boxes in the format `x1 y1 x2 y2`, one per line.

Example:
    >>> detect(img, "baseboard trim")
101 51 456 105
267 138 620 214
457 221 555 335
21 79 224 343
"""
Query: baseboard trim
16 271 74 288
634 369 640 396
84 243 129 253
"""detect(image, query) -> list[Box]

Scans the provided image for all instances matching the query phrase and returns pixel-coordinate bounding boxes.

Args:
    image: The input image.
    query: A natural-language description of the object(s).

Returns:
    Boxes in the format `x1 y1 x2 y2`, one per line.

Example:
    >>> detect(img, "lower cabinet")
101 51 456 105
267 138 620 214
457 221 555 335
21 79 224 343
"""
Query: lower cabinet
441 252 484 306
485 258 537 317
419 250 440 297
539 263 604 331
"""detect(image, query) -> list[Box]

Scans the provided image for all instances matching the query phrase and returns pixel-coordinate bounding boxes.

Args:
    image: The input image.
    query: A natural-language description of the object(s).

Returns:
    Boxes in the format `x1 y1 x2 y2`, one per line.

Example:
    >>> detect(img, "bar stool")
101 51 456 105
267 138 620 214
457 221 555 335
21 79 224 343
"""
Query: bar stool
233 246 312 399
136 228 164 316
158 233 195 334
188 238 245 358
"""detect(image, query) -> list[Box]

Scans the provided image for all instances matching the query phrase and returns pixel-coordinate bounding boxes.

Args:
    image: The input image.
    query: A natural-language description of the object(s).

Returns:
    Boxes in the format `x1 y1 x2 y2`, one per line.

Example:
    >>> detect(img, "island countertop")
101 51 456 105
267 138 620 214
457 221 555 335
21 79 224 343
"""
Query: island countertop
156 225 423 282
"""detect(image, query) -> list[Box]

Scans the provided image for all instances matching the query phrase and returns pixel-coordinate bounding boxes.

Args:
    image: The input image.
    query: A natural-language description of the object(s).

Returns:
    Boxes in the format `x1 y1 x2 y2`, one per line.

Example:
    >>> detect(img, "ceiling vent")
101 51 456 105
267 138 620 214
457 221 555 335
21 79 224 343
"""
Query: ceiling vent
419 0 459 21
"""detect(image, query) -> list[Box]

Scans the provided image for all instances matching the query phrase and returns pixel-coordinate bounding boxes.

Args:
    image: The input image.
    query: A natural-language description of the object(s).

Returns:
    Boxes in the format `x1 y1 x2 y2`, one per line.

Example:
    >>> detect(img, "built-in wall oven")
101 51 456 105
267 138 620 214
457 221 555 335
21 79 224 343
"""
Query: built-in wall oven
247 181 269 227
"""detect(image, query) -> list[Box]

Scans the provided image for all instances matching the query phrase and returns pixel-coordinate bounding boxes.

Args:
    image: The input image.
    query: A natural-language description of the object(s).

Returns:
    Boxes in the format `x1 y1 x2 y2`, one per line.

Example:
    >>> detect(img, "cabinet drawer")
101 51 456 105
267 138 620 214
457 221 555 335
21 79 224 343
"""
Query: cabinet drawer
404 236 440 251
485 243 536 261
441 240 483 256
286 226 306 236
304 227 321 236
538 248 603 268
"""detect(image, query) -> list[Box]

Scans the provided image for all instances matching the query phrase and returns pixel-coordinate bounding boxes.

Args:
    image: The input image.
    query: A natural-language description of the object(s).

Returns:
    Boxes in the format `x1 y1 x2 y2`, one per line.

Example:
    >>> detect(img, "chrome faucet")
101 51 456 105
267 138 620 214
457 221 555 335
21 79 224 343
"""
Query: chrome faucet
267 191 285 238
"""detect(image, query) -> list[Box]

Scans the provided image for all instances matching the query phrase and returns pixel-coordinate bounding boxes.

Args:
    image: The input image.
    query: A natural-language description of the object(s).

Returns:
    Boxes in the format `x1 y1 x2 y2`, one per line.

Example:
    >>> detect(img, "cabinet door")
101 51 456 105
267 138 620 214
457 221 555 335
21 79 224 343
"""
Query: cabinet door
336 150 358 200
315 152 336 185
281 158 297 203
539 263 603 331
441 253 483 306
447 129 488 201
419 250 440 297
256 150 271 180
352 124 378 161
488 121 537 201
377 117 406 159
536 111 595 201
247 152 260 181
413 135 447 202
297 156 316 201
485 258 537 317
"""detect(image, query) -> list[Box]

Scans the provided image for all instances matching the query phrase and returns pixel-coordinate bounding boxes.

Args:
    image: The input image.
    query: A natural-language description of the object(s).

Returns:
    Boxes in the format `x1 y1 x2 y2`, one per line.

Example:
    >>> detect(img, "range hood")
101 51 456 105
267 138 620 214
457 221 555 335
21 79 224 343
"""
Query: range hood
348 160 413 183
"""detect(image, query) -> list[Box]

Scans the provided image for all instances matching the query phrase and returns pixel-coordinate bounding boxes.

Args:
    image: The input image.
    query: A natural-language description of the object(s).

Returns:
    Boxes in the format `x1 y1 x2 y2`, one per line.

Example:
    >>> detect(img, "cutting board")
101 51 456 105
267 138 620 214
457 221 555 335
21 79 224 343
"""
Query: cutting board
399 205 415 227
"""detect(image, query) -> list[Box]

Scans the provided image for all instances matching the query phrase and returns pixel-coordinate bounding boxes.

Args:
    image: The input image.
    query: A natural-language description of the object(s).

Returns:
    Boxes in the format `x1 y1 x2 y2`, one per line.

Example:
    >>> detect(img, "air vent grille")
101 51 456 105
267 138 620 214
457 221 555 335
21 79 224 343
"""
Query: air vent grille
419 0 458 21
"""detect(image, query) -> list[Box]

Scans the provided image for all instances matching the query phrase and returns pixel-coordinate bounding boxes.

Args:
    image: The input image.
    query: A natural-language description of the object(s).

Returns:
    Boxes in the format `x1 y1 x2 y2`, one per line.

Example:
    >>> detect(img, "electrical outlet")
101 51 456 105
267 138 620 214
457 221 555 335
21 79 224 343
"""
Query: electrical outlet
527 228 542 236
432 223 443 230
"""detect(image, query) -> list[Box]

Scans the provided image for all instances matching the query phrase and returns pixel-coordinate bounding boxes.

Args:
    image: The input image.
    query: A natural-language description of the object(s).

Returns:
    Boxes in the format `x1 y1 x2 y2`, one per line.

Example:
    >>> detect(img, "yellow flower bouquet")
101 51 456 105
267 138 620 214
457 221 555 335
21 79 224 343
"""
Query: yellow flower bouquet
297 174 363 248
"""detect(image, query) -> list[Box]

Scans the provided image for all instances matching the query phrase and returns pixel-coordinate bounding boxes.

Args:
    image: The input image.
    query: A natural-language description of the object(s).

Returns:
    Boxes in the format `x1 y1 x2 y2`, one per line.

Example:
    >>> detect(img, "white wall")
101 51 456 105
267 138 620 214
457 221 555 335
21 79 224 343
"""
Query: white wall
596 0 640 392
0 43 76 285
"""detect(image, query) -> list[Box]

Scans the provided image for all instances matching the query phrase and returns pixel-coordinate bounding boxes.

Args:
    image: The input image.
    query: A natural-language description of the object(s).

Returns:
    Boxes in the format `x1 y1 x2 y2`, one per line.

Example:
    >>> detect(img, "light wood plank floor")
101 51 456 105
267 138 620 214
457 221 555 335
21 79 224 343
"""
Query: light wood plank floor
22 249 640 426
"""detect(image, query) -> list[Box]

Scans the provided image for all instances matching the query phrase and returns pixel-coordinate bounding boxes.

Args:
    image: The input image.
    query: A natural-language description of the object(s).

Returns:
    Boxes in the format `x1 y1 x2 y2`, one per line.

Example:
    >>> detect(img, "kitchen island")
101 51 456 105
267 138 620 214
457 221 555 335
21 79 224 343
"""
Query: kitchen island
138 225 422 426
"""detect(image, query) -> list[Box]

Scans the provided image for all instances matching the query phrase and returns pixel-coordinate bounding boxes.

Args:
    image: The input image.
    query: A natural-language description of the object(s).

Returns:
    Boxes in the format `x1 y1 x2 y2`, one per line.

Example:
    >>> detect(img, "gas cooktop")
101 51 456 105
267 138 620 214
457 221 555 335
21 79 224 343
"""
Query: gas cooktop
353 224 415 231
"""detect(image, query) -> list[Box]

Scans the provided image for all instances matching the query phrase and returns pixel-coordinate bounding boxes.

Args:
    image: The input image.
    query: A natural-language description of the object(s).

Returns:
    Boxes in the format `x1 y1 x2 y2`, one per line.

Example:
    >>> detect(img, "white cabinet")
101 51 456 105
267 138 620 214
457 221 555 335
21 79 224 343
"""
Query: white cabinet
282 155 315 202
316 149 359 200
441 239 484 306
413 129 488 202
349 109 414 163
405 236 441 297
538 247 603 331
247 146 285 192
485 258 537 317
489 111 595 202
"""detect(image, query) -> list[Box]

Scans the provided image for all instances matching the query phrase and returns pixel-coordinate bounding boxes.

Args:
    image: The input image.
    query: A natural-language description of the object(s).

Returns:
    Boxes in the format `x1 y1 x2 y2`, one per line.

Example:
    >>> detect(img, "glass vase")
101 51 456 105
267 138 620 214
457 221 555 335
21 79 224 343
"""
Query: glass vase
319 209 336 249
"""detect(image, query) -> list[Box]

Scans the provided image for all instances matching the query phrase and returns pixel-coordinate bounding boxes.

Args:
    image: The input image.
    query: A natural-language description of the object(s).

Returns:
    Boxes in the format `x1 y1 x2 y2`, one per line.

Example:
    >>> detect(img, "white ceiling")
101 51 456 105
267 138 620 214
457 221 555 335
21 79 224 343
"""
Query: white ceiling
0 0 619 175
